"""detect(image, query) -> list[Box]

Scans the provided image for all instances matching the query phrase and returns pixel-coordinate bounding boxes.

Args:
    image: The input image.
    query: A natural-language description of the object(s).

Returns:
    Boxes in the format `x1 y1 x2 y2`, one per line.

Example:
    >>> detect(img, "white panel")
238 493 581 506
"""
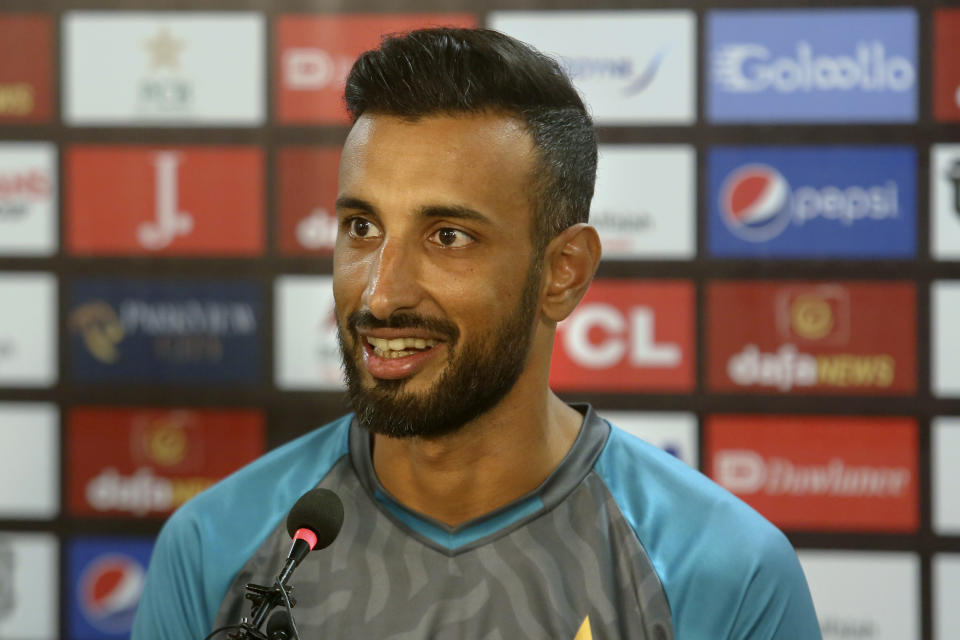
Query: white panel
933 417 960 534
0 273 56 387
599 411 698 468
934 554 960 640
0 403 59 519
0 143 57 256
798 550 920 640
933 281 960 397
931 145 960 260
64 12 264 125
275 275 343 390
593 145 696 259
488 11 696 125
0 533 59 639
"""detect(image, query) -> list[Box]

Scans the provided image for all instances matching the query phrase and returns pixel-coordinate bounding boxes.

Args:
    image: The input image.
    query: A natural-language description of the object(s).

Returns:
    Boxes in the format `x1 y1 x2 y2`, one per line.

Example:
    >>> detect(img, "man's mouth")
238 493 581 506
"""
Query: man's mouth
366 336 440 359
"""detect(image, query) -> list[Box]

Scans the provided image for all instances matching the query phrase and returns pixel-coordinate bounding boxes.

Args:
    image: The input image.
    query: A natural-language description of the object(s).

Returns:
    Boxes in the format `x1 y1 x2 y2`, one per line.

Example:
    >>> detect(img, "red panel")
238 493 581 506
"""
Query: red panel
707 280 916 394
0 15 53 123
551 279 695 392
706 414 919 532
67 146 264 256
276 146 341 255
934 9 960 122
275 14 477 124
67 407 265 518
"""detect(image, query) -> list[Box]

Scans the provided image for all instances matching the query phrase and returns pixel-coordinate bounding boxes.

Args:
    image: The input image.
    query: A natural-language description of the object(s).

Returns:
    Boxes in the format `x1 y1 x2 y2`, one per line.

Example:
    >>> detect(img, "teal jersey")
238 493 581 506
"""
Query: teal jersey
132 406 821 639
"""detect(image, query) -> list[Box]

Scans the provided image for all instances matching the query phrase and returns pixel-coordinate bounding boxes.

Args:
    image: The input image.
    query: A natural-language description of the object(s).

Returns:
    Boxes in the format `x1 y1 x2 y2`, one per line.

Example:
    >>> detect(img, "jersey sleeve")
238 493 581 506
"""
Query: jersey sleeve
131 507 210 639
595 423 822 640
131 415 353 640
722 523 822 640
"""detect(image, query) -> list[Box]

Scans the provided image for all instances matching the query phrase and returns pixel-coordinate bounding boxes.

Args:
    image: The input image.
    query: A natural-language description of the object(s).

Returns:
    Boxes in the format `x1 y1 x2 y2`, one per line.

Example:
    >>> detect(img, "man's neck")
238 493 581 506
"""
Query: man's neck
370 388 583 527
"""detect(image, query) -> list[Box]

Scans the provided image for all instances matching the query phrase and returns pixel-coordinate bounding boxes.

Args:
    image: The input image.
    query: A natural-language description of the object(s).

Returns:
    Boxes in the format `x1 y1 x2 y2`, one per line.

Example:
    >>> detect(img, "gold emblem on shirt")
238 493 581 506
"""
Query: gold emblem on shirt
573 615 593 640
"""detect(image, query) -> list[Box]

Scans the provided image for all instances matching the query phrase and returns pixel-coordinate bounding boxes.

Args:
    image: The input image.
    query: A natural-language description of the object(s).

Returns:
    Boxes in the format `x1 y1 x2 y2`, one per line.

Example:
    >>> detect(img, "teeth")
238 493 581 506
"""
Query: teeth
366 336 438 357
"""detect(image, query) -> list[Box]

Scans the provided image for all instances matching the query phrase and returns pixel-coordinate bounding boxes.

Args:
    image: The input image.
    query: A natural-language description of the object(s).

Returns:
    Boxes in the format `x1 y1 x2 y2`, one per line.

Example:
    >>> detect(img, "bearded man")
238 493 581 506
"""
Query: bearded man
132 27 821 640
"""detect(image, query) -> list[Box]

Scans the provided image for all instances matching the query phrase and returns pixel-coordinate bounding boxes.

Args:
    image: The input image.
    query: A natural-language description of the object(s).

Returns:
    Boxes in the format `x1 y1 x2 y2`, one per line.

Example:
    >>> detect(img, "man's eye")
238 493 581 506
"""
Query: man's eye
347 218 381 239
430 228 473 248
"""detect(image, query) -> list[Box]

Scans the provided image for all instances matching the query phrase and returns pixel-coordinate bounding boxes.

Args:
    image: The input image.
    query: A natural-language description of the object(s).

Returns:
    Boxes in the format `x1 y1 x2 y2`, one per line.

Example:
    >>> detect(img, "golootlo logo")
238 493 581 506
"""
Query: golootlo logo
719 164 792 242
79 553 146 633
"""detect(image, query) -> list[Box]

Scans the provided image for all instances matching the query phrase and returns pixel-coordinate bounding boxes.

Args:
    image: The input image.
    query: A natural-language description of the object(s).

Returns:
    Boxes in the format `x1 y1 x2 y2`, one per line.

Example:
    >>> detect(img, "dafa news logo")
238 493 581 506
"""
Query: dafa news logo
68 279 261 383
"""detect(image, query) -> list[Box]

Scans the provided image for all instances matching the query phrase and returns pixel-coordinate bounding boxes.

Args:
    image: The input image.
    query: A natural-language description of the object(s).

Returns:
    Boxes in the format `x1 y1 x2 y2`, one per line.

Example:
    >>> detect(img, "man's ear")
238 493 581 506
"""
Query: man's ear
540 223 602 323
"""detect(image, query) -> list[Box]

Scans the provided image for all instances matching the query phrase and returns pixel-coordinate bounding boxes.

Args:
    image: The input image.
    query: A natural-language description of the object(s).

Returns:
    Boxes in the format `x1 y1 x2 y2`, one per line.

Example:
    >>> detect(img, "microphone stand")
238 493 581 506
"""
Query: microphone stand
224 576 297 640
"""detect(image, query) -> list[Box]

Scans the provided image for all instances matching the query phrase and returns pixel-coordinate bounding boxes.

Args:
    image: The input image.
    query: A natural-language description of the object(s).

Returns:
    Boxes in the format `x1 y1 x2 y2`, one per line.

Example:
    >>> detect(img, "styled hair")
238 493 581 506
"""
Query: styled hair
344 27 597 256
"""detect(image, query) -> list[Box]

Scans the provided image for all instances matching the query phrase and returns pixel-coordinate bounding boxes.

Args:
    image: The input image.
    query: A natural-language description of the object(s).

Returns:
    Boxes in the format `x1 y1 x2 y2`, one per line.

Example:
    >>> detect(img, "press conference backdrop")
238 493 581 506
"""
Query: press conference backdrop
0 0 958 638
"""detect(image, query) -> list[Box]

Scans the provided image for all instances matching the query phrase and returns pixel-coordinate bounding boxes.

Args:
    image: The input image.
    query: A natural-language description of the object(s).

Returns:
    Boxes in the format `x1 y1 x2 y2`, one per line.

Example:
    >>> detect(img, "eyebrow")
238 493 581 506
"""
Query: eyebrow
335 196 493 227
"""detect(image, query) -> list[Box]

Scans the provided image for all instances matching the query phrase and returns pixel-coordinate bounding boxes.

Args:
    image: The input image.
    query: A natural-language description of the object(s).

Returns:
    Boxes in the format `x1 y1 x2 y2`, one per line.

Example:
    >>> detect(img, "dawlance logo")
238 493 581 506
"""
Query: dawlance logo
562 304 680 369
713 41 915 94
715 450 911 498
720 164 899 242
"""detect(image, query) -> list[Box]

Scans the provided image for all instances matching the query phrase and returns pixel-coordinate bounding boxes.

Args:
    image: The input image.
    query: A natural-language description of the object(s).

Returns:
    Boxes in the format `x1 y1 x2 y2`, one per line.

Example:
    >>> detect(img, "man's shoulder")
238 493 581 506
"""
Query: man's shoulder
172 413 354 534
132 415 356 638
594 419 820 639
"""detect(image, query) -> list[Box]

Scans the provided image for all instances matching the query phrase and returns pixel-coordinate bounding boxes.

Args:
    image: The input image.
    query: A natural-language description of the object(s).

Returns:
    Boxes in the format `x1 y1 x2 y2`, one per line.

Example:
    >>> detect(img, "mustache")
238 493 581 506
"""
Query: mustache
347 310 460 343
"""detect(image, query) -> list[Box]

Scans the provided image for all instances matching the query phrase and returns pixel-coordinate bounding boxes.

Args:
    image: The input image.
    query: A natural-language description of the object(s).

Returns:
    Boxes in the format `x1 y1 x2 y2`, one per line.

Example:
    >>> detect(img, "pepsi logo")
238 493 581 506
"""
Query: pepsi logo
720 164 792 241
79 553 145 633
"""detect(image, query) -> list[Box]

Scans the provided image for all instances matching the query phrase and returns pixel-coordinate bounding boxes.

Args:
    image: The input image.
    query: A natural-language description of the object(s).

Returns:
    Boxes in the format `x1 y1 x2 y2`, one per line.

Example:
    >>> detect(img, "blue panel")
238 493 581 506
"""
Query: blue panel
708 8 917 123
707 146 916 258
69 279 261 383
68 536 155 640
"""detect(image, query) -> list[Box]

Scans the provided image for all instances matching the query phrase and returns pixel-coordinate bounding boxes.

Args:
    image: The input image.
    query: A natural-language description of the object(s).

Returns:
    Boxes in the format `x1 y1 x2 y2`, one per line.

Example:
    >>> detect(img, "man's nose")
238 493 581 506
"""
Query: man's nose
362 238 423 320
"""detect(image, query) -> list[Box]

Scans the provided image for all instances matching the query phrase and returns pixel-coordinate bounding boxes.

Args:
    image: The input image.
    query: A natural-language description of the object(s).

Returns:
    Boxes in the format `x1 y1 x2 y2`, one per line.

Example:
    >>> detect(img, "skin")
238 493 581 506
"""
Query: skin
333 111 602 526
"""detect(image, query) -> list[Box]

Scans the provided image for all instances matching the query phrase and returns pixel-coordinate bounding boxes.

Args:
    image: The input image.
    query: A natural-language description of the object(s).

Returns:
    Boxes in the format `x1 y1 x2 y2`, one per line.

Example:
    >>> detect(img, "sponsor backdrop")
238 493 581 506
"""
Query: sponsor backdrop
0 1 957 638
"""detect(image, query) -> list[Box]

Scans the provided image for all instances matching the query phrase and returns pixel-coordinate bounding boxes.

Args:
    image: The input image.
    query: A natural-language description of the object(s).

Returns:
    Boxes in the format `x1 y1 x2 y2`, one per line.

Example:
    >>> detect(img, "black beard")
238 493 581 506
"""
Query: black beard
338 264 541 439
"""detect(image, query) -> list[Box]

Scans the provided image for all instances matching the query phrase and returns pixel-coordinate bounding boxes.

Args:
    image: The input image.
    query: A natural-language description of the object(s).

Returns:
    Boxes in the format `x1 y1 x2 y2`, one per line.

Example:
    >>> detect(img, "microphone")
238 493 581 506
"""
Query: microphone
276 487 344 587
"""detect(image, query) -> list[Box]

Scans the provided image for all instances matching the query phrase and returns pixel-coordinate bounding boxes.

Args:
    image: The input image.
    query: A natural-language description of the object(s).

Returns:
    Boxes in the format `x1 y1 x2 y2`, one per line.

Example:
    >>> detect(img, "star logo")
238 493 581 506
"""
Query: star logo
144 27 185 71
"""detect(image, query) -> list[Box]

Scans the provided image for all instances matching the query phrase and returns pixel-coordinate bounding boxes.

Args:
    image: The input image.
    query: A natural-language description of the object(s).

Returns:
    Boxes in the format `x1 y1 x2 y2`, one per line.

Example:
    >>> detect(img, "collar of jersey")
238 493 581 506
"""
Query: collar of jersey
348 403 610 556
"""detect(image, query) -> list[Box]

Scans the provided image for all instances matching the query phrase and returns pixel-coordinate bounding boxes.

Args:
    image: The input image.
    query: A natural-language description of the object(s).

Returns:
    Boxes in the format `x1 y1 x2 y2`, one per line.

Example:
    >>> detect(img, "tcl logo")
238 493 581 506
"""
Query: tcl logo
551 280 694 392
562 304 680 369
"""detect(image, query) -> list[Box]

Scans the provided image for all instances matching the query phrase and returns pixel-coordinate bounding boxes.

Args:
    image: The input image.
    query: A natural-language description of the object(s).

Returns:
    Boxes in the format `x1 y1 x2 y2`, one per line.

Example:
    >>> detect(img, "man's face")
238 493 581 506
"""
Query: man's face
333 112 543 439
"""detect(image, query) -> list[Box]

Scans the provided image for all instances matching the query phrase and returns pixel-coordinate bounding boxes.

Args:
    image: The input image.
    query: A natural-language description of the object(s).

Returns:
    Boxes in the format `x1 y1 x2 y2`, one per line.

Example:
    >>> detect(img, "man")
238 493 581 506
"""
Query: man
132 28 821 639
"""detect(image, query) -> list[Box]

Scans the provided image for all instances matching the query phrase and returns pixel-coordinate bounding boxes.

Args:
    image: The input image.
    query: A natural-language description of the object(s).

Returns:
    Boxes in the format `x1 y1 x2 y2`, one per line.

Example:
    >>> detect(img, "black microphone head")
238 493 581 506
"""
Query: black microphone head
285 488 344 550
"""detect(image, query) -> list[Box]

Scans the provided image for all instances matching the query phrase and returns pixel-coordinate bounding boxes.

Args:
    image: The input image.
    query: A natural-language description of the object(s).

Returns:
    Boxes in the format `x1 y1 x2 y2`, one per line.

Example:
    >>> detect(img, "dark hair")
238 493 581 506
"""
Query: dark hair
344 27 597 256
